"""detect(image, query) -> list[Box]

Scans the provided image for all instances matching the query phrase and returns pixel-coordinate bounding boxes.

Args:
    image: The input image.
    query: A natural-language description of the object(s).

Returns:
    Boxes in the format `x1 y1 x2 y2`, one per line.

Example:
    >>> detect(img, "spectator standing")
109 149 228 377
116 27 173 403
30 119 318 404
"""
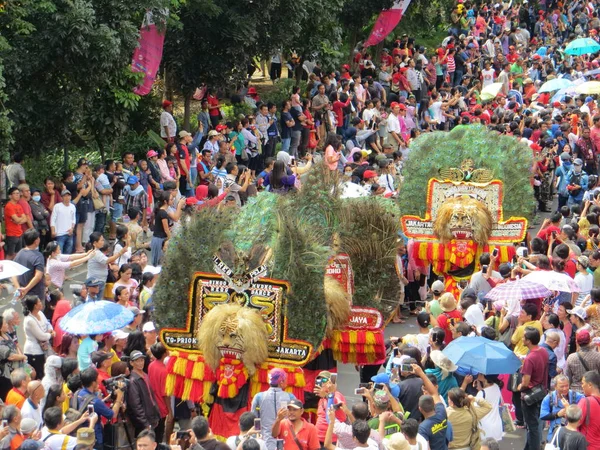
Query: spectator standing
148 343 172 444
4 187 27 259
14 229 45 302
22 295 53 380
5 369 28 409
226 412 268 450
314 371 347 444
20 381 44 426
517 327 549 450
5 154 26 188
123 176 148 226
413 364 450 450
541 375 585 443
126 350 160 436
191 416 231 450
251 368 296 450
446 387 491 450
578 370 600 449
556 405 589 450
272 400 320 450
565 329 600 394
77 367 124 447
160 101 177 143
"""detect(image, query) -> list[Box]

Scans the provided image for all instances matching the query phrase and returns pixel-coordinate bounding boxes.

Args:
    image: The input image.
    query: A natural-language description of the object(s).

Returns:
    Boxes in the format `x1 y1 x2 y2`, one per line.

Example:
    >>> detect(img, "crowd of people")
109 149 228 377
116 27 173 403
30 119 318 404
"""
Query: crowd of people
3 0 600 450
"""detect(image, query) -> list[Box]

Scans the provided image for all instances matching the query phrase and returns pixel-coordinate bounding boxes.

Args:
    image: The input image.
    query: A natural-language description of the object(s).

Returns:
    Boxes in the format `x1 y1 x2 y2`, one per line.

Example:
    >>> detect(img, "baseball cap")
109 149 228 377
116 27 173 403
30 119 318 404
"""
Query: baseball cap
390 102 400 109
77 428 96 446
560 152 572 161
127 175 139 185
363 170 378 180
129 350 145 361
576 328 591 346
431 280 445 294
316 370 332 381
498 263 512 278
146 150 158 158
288 399 304 410
162 100 173 108
208 130 219 137
552 101 561 107
574 158 584 166
85 277 103 288
61 189 72 196
179 130 192 138
91 351 112 366
112 329 128 340
578 256 590 268
586 96 594 103
142 322 156 333
567 306 587 321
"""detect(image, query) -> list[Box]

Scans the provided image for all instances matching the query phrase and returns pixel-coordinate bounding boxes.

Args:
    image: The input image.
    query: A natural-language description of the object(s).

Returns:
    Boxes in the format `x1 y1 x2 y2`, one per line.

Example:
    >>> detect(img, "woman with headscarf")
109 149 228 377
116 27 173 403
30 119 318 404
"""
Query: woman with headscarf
425 350 458 403
41 355 63 408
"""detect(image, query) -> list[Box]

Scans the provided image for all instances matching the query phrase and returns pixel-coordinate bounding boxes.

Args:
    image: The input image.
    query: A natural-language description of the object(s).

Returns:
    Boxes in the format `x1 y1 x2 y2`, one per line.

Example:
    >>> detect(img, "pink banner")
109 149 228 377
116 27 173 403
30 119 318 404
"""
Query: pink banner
364 0 412 48
131 20 166 96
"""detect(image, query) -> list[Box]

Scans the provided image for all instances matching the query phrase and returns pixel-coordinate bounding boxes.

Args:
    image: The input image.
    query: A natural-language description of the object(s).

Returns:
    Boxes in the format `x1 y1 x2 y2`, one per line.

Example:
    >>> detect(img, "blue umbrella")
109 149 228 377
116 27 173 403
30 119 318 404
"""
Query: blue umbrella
565 37 600 56
443 336 522 375
59 300 134 335
539 78 574 93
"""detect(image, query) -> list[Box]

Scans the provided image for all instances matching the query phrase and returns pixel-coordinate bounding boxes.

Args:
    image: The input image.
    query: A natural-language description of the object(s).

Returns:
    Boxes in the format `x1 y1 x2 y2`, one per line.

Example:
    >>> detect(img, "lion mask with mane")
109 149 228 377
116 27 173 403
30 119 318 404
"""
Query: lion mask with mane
198 304 269 375
433 196 493 245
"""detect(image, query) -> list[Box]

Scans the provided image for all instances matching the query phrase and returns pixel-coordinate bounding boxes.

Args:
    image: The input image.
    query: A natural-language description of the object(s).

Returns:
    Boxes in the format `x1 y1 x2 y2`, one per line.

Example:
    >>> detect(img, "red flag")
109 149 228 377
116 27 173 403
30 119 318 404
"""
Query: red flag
364 0 412 48
131 13 167 96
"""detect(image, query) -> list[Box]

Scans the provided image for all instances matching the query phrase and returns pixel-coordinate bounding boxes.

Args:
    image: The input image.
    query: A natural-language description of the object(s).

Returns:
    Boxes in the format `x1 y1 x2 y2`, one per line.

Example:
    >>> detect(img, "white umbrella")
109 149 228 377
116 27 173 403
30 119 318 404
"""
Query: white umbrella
0 260 29 280
523 270 581 293
480 82 504 101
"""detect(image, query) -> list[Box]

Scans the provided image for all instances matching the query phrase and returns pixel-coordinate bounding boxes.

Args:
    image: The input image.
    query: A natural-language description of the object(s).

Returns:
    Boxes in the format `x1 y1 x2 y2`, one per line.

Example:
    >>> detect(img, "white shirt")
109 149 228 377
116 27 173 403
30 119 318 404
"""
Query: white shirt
430 102 444 123
50 202 76 237
387 113 400 134
21 399 43 427
23 314 53 355
411 435 430 450
40 427 78 450
575 272 593 306
160 111 177 138
476 384 503 441
226 435 268 450
481 68 495 87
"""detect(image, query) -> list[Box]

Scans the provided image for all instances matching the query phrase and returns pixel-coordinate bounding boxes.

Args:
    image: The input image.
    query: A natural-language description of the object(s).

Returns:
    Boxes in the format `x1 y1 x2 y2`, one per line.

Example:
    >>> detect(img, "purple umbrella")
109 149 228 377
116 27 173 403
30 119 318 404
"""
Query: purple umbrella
485 279 552 302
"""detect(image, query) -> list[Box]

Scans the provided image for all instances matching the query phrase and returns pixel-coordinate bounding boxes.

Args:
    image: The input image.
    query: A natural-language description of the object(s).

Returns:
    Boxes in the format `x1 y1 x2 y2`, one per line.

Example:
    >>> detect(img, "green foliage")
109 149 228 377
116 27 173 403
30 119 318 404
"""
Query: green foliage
221 103 255 122
260 79 308 109
22 147 102 188
398 0 455 37
338 197 400 316
154 207 236 329
0 0 168 156
397 125 536 221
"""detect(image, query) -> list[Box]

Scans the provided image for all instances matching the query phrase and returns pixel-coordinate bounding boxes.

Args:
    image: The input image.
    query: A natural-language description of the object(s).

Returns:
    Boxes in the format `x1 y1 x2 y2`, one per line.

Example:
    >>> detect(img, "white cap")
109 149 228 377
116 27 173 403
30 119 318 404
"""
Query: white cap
112 329 128 340
142 322 156 333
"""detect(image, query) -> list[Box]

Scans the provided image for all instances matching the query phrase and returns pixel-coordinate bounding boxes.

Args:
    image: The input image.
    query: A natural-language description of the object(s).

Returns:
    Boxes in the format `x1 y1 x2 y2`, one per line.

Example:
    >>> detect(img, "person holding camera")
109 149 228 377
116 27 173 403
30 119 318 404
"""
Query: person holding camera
126 350 160 437
313 371 346 445
77 367 125 447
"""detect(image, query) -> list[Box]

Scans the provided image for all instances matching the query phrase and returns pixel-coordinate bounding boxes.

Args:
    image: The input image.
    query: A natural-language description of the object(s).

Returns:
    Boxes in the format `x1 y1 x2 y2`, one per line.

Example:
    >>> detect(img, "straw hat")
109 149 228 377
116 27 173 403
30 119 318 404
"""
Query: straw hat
430 350 458 372
439 292 457 312
386 433 410 450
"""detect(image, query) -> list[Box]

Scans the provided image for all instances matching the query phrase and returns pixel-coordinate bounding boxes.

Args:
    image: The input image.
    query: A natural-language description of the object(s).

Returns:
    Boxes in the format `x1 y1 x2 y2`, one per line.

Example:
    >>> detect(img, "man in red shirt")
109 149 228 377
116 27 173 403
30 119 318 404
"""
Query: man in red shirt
518 327 549 450
17 184 33 233
91 351 112 398
272 399 320 450
591 116 600 153
177 131 192 197
579 371 600 450
4 187 28 259
149 342 171 444
207 89 221 129
436 294 463 344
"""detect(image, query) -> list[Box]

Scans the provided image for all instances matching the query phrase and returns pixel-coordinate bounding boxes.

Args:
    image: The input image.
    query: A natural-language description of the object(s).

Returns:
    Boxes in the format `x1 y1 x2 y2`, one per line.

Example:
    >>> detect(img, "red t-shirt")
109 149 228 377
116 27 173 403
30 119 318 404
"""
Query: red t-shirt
4 202 24 237
208 95 220 117
148 359 169 417
437 310 464 345
537 225 561 242
177 144 191 178
278 419 320 450
315 392 347 442
578 395 600 450
17 199 32 233
521 346 549 390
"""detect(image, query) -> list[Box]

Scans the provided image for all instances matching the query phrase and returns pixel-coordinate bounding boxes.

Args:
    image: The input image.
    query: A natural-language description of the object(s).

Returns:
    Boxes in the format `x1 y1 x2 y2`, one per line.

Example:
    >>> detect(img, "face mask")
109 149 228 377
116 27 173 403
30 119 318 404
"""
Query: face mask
574 165 582 174
563 161 572 167
32 195 41 202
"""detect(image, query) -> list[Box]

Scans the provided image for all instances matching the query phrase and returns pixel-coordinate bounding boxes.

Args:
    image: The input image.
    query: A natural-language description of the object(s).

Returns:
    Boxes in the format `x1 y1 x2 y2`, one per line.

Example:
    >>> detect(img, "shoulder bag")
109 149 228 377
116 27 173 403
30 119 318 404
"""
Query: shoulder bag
544 426 561 450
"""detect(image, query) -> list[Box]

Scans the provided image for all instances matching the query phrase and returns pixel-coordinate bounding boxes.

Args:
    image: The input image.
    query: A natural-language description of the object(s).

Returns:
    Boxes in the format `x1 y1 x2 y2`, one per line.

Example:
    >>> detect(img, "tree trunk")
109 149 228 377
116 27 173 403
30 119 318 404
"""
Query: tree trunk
183 91 192 131
98 141 106 163
164 66 173 102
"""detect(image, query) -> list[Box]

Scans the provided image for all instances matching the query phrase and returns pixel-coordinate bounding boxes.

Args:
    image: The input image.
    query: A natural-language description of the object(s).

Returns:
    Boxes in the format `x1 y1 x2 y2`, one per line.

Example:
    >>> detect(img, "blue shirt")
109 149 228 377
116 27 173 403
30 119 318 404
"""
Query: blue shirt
77 388 115 444
77 337 98 371
419 403 449 450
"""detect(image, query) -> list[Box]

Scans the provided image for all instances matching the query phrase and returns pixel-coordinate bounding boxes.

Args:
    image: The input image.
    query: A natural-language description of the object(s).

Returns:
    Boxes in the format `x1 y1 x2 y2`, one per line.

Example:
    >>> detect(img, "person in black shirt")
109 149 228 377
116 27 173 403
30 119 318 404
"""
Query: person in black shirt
556 405 588 450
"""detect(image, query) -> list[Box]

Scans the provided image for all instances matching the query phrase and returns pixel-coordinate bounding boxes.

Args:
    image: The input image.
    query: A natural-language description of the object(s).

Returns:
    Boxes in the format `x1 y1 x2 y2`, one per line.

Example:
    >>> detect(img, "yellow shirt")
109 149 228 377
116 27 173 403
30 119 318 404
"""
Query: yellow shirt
511 320 543 357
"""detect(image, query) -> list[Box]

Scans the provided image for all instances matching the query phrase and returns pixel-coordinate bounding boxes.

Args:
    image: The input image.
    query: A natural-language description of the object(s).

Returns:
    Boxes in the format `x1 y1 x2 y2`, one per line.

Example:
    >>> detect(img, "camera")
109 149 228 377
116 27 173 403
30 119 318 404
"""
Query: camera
103 374 129 396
